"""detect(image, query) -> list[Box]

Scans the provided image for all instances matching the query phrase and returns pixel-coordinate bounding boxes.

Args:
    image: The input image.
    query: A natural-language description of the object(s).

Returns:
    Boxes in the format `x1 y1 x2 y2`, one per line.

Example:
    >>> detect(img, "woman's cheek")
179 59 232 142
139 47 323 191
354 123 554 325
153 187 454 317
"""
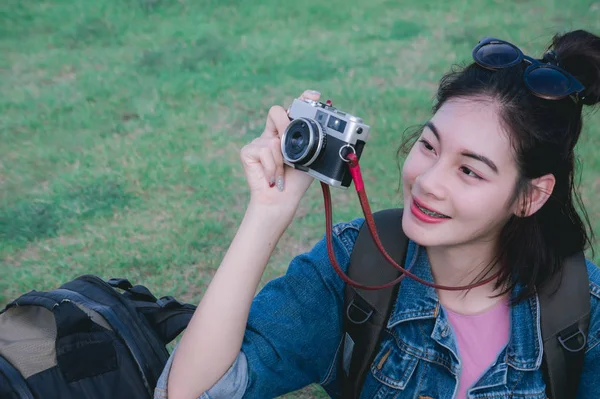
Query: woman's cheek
402 151 420 183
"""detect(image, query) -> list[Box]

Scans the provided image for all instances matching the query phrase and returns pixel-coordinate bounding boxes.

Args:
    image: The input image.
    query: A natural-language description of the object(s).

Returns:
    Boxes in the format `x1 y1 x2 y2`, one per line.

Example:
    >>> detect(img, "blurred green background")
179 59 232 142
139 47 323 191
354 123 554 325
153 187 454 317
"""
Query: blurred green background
1 0 600 397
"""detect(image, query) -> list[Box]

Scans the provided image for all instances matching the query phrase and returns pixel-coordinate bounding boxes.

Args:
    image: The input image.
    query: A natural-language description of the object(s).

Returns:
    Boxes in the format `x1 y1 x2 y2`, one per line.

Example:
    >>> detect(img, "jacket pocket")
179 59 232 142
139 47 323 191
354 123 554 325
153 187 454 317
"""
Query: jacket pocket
370 341 419 390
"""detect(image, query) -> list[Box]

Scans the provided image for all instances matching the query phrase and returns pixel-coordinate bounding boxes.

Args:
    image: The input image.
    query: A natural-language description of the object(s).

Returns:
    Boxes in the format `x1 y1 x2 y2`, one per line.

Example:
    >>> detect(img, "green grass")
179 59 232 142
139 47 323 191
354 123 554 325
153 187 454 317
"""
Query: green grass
2 1 600 397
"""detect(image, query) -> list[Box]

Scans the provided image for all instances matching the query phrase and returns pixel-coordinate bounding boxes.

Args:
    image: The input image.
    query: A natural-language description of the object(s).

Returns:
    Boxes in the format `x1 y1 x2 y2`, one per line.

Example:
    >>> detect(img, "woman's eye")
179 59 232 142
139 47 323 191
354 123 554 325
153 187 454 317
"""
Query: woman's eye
460 166 482 179
419 139 435 153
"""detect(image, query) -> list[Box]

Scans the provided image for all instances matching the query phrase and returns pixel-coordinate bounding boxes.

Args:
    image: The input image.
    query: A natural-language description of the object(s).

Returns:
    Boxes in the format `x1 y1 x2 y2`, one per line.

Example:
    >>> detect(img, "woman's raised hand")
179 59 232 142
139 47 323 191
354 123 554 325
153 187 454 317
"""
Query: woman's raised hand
240 90 321 213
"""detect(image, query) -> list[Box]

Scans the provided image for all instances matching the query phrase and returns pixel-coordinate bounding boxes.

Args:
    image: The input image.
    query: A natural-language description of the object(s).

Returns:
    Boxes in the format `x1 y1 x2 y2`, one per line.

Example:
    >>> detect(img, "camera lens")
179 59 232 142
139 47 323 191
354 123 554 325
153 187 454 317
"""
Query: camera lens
289 128 308 158
282 118 325 166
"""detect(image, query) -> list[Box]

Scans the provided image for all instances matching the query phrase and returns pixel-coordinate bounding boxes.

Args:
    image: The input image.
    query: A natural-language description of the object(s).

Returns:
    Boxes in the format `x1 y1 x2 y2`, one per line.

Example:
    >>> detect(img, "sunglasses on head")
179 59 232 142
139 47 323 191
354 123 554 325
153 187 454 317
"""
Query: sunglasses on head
472 37 585 103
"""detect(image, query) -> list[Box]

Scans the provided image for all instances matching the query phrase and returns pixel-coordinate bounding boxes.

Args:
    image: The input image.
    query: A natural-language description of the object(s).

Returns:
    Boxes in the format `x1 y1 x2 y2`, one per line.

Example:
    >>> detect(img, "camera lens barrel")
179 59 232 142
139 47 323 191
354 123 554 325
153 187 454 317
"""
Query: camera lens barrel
282 118 326 166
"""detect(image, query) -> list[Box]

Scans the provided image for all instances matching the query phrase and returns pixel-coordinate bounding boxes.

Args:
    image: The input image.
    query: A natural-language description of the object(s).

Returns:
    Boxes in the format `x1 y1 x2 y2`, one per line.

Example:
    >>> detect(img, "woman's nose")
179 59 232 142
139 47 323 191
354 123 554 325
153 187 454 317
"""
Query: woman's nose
416 163 448 200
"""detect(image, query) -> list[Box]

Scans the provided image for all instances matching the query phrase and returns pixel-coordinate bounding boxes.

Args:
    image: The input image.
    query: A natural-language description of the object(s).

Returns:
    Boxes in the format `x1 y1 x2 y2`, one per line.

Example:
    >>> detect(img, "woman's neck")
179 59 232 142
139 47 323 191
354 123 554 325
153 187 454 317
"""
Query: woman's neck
426 240 508 314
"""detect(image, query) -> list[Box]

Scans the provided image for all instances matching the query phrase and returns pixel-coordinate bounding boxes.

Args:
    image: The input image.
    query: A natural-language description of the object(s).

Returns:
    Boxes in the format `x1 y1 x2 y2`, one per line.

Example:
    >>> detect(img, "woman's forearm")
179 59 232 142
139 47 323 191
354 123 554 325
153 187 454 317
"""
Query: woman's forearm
167 202 294 399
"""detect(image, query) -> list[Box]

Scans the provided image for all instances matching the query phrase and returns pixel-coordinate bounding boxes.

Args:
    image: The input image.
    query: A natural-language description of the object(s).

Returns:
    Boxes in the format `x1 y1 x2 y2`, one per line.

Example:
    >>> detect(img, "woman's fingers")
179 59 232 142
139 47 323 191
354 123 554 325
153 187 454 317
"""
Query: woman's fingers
299 90 321 102
258 145 277 187
258 138 285 191
263 105 290 139
263 90 322 139
251 90 322 191
240 137 284 189
269 137 285 191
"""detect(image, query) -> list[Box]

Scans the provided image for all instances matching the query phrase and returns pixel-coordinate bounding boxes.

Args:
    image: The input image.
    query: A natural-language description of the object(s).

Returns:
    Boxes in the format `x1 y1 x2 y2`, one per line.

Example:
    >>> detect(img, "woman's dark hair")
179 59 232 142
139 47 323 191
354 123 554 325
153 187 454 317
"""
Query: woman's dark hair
402 30 600 300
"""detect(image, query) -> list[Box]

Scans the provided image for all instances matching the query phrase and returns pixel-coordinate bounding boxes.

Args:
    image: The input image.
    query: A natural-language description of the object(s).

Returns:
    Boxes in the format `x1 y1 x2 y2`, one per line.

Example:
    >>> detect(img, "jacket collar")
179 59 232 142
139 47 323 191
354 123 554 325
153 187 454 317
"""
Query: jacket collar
386 240 543 371
506 282 544 370
386 240 438 328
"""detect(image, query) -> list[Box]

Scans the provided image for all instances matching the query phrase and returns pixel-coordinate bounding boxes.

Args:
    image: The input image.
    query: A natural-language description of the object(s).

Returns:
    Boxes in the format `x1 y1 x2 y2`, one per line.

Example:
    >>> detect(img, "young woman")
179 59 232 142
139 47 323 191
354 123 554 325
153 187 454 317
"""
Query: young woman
156 30 600 398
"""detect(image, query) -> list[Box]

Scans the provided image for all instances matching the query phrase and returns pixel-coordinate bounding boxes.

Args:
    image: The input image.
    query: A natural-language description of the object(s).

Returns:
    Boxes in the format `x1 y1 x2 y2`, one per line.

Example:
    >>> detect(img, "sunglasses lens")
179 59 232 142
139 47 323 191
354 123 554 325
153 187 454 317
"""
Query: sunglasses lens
475 43 521 67
526 67 571 97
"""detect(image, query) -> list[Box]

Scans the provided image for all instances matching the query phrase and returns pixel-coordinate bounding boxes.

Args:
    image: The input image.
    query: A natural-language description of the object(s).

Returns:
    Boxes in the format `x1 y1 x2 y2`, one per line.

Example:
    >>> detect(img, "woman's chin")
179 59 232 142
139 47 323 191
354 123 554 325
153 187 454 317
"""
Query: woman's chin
401 211 447 247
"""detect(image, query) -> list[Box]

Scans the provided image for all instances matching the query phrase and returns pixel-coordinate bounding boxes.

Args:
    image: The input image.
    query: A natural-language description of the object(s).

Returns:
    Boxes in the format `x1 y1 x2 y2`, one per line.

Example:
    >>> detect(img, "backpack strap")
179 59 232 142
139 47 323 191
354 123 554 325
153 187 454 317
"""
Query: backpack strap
4 291 95 339
133 296 196 344
539 251 590 399
0 355 35 399
107 278 196 344
341 208 407 399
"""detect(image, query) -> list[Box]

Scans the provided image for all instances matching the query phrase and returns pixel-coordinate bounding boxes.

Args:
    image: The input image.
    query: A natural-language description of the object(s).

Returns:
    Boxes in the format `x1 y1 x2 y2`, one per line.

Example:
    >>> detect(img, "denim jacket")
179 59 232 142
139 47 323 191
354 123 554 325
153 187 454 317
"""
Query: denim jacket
155 218 600 398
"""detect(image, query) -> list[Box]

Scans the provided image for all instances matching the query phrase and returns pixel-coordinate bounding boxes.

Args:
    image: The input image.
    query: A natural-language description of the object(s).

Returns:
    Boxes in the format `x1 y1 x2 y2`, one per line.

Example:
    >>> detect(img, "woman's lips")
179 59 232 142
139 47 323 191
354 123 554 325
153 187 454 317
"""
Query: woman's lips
410 198 451 223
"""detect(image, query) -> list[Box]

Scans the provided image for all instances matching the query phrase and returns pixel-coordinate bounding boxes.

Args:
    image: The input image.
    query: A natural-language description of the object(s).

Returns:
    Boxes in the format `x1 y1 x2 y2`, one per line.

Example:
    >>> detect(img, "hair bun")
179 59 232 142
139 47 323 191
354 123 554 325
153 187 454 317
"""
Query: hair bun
551 30 600 106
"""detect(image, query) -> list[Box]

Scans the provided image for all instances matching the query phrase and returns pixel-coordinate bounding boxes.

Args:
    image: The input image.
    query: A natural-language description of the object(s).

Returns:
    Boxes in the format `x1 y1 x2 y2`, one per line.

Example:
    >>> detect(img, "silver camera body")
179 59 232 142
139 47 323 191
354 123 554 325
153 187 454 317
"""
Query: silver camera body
281 98 370 188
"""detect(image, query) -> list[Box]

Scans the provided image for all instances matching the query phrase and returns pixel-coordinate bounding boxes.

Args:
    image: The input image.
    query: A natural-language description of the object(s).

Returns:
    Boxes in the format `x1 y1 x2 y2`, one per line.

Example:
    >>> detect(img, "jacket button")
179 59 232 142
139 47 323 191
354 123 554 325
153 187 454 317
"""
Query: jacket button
441 325 450 337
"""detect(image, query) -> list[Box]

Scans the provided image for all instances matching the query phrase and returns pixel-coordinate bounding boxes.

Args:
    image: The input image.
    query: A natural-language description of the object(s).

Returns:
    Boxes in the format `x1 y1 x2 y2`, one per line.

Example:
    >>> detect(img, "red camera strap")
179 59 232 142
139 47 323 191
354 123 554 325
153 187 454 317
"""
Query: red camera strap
322 153 500 291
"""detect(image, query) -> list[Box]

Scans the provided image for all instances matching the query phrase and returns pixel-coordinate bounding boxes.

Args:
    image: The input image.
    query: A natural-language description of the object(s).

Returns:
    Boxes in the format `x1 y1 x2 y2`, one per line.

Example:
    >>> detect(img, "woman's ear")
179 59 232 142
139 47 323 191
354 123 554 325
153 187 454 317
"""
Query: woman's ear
517 174 556 217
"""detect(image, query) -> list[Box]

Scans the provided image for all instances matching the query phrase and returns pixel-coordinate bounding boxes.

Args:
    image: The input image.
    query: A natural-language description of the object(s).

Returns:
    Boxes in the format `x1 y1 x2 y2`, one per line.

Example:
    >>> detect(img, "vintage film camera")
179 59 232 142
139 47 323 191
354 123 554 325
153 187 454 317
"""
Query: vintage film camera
281 98 370 188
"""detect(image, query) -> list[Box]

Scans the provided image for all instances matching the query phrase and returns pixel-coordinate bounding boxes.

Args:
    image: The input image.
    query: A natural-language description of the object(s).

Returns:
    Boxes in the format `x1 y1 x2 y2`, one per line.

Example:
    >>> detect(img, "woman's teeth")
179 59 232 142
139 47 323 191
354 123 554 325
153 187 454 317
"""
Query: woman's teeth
416 203 450 218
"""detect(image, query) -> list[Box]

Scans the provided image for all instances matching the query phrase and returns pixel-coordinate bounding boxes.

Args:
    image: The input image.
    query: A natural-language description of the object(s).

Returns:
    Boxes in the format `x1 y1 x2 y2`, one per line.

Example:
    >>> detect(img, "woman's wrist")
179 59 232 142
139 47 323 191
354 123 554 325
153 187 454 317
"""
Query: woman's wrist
245 200 299 231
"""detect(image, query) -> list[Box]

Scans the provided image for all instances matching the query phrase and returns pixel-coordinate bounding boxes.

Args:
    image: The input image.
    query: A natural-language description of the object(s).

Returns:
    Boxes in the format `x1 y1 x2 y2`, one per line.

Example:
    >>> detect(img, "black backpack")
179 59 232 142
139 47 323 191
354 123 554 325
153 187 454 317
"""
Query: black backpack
0 275 196 399
341 209 590 399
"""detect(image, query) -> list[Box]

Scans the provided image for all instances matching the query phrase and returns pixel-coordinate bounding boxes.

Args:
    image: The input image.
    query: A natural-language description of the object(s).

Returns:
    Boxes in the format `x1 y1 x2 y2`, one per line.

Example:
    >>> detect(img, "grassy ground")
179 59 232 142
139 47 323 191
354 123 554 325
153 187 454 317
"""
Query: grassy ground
2 1 600 397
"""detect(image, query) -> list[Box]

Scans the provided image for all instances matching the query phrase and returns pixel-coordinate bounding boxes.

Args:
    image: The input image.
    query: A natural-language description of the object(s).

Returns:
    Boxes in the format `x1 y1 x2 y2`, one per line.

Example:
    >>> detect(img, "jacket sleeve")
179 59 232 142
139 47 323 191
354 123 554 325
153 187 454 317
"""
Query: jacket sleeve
576 259 600 399
154 220 362 399
154 350 248 399
240 220 361 397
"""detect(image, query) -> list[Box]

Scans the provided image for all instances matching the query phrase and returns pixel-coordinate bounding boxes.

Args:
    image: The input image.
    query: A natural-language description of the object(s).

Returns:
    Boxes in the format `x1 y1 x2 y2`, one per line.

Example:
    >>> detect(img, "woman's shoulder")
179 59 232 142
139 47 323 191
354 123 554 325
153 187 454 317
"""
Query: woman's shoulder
331 217 365 254
585 259 600 353
330 208 406 255
332 217 365 235
586 258 600 294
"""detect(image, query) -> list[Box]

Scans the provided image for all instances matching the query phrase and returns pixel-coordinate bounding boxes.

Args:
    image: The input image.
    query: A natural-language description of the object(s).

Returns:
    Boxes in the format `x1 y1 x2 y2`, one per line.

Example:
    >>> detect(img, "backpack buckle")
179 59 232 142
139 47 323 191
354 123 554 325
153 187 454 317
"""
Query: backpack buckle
158 296 183 309
107 278 133 290
346 296 373 325
558 325 587 353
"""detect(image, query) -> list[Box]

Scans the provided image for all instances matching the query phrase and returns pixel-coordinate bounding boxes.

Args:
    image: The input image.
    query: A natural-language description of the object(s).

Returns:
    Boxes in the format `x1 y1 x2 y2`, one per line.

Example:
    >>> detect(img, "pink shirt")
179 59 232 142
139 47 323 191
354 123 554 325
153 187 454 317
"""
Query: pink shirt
445 299 510 399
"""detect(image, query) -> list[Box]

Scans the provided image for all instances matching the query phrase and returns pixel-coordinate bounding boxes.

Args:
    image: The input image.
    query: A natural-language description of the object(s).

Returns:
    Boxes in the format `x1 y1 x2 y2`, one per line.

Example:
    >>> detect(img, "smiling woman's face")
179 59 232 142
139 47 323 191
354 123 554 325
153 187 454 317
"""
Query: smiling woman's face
401 97 521 249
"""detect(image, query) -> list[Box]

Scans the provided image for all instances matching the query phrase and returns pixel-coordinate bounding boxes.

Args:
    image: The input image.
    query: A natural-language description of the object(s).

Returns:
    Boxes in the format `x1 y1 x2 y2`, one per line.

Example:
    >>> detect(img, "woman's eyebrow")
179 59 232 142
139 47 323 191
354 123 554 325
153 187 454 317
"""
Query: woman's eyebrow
462 152 499 174
425 121 441 141
425 121 499 174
